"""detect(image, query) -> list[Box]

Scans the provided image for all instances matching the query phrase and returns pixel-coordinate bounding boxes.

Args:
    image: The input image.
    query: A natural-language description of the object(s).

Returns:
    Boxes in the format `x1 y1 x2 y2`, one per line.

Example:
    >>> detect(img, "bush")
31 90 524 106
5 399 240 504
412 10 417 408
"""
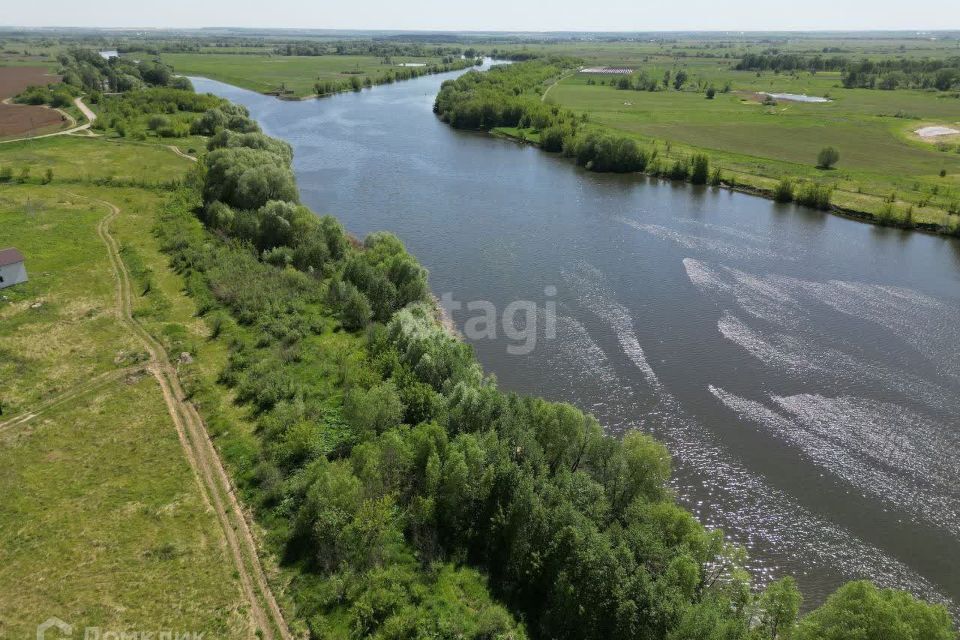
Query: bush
690 154 710 184
147 114 170 131
203 147 299 210
669 158 689 180
816 146 840 169
773 178 794 203
794 182 832 209
796 581 955 640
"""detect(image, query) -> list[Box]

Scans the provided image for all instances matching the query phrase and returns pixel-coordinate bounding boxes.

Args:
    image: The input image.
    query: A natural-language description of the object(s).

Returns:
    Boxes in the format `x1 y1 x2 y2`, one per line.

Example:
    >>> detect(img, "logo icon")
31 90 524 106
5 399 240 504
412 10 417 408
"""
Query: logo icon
37 617 72 640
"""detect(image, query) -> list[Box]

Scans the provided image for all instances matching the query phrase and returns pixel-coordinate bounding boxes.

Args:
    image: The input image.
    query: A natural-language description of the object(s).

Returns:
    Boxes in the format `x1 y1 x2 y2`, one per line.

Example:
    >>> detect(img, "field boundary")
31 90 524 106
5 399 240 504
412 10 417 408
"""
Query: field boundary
0 97 95 145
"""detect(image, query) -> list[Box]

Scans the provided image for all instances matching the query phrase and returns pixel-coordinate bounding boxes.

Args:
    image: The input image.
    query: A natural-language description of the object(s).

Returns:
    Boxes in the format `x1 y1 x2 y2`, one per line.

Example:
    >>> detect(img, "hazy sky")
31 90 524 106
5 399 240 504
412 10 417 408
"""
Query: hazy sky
4 0 960 32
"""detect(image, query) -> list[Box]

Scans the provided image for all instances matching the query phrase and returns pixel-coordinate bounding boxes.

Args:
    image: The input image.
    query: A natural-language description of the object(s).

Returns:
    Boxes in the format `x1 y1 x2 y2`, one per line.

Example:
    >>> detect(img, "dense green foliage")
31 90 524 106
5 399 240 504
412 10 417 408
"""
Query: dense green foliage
91 86 222 139
795 582 956 640
54 47 188 93
314 57 481 97
435 60 655 174
817 146 840 169
147 82 958 638
735 52 960 90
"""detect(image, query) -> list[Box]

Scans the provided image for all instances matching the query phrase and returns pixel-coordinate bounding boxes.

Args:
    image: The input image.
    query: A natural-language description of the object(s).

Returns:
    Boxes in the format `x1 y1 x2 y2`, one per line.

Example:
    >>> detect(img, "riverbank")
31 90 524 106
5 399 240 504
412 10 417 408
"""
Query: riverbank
491 124 958 236
164 51 480 99
433 56 957 237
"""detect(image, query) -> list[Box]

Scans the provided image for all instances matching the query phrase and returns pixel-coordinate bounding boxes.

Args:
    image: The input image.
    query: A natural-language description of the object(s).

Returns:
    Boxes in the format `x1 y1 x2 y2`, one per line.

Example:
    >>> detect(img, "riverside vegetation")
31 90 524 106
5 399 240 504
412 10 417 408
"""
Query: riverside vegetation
150 83 954 637
435 44 960 234
1 45 958 638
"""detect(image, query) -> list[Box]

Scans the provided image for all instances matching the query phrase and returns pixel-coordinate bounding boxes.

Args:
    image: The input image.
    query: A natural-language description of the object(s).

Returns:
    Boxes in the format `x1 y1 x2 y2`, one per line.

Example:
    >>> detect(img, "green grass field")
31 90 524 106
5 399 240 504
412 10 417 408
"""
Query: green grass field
0 137 256 637
160 52 451 97
511 40 960 226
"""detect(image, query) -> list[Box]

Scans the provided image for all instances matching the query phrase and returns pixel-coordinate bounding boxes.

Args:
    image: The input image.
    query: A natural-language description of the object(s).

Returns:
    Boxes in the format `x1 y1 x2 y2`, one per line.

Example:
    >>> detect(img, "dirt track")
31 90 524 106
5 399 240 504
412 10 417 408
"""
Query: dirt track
0 191 294 639
92 195 294 639
0 96 96 144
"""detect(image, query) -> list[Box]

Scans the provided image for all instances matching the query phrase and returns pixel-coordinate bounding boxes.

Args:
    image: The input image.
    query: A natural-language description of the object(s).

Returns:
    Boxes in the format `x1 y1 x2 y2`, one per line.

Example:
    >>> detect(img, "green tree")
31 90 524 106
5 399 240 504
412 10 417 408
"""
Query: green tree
755 577 801 639
796 581 955 640
690 154 710 184
344 382 405 435
816 146 840 169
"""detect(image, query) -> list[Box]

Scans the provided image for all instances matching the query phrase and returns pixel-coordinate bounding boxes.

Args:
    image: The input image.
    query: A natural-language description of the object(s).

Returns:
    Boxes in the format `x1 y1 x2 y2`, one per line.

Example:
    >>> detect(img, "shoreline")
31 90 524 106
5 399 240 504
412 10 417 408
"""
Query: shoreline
489 128 960 239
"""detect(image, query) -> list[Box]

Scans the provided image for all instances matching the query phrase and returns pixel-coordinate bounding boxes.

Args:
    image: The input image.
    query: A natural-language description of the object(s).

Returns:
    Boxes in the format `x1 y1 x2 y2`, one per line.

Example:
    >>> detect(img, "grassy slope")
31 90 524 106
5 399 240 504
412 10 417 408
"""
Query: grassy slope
161 52 450 97
0 137 254 636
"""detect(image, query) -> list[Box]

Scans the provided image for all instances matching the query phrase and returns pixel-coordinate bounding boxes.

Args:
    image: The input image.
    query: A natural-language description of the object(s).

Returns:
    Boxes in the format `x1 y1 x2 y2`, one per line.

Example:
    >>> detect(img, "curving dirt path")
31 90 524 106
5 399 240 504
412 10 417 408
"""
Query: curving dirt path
167 144 198 162
0 96 96 145
88 195 293 640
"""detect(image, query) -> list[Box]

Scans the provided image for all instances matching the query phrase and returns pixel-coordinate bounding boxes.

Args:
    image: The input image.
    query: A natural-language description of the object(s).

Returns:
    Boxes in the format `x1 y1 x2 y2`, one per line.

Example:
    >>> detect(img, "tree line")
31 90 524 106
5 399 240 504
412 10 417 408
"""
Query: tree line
315 58 481 97
736 52 960 91
141 86 958 639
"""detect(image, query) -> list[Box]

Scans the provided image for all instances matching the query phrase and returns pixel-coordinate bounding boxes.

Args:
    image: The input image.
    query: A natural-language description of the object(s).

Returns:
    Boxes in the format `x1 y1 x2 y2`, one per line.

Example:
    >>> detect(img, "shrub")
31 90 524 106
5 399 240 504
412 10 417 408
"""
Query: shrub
706 85 716 99
690 154 710 184
773 178 794 203
794 182 832 209
147 114 170 131
669 158 689 180
709 166 722 186
816 146 840 169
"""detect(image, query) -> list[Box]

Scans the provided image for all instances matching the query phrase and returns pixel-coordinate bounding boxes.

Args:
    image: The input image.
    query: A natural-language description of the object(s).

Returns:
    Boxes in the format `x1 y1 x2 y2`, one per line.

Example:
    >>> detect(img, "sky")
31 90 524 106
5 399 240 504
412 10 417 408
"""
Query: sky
3 0 960 32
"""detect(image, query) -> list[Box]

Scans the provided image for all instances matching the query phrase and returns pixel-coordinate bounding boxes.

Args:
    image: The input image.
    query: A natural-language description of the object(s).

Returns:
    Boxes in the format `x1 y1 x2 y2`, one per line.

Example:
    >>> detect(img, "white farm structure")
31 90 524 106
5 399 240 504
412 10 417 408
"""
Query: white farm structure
580 67 634 74
0 247 28 289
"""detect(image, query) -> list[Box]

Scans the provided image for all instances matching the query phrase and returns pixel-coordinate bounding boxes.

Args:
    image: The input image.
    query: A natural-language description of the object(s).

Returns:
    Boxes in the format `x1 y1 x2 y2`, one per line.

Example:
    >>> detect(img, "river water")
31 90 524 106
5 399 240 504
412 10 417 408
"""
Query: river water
192 65 960 612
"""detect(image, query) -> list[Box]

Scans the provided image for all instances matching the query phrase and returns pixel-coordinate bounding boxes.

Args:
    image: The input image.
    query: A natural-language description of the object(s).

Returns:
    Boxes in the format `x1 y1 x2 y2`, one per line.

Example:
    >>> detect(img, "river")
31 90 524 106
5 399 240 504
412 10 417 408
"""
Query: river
192 63 960 612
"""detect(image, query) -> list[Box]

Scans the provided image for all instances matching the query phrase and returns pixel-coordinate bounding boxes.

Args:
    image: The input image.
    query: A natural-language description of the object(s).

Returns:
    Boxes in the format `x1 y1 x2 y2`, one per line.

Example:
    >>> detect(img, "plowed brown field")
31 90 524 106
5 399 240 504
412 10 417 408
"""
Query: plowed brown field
0 66 60 99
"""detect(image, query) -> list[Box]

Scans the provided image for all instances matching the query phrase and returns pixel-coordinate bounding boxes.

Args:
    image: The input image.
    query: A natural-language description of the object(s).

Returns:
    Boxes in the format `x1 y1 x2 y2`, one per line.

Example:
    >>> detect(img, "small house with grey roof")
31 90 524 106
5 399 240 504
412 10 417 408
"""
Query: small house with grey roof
0 247 28 289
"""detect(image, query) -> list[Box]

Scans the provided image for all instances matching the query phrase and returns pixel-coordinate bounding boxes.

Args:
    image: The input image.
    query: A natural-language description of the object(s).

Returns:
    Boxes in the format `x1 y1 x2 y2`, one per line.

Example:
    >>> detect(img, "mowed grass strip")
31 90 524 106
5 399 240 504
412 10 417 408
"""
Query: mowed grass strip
0 376 249 637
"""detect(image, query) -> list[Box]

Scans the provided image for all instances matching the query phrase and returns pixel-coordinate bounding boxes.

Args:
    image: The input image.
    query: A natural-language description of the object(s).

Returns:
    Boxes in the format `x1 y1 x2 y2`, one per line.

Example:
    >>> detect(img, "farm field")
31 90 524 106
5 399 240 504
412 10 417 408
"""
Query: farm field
0 66 69 139
159 52 453 96
0 137 263 637
507 39 960 226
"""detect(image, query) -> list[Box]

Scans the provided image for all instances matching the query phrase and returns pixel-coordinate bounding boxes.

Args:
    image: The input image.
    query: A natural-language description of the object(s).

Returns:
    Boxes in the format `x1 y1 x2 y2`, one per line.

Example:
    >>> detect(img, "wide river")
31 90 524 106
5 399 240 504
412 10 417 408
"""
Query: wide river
193 63 960 612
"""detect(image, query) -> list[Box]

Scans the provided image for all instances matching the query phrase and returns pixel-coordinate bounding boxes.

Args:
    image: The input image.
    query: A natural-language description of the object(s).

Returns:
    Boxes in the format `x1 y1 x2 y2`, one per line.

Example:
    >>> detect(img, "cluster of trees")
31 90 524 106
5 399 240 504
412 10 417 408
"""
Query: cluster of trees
433 59 580 130
435 60 649 173
148 84 957 639
13 84 76 108
773 178 833 210
273 41 466 58
314 58 481 97
735 52 960 90
736 52 849 73
55 48 190 93
841 59 960 91
90 86 222 140
436 61 725 179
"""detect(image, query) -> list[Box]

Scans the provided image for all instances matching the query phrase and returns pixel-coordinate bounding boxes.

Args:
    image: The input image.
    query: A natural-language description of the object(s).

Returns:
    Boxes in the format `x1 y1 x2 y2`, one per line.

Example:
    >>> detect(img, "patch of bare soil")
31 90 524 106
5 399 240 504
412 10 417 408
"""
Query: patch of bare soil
0 66 61 99
0 103 65 137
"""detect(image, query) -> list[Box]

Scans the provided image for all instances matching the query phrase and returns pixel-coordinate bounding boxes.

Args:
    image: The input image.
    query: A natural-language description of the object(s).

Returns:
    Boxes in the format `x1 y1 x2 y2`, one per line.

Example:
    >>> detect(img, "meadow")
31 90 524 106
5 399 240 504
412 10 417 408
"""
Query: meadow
0 136 260 636
488 36 960 227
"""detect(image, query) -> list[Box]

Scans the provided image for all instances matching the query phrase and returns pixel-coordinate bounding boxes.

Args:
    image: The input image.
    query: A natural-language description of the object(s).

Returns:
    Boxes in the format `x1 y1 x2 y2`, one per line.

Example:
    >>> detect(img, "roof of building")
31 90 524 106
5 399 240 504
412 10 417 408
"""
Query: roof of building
0 247 25 267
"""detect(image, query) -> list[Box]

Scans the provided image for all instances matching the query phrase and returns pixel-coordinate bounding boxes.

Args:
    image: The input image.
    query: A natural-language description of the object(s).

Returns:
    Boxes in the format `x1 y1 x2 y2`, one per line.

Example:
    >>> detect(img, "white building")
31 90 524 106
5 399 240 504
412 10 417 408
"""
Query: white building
0 247 28 289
